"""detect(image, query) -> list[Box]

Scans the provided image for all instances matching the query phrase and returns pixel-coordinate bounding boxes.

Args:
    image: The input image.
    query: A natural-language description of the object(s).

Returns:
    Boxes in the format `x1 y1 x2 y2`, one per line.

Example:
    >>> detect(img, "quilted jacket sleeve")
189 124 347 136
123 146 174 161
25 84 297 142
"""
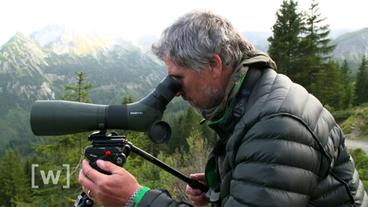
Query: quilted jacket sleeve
221 115 322 207
137 189 192 207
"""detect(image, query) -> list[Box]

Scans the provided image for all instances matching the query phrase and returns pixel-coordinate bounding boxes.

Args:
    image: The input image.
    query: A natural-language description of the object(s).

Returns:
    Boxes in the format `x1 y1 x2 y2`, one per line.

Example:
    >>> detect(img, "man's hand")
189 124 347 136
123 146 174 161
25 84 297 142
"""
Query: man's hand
78 159 140 207
185 173 209 206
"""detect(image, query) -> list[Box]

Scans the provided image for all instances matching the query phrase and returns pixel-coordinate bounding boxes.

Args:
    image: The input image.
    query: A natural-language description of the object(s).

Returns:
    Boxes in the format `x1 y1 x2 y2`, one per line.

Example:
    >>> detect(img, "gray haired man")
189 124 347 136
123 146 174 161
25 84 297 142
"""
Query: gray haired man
79 11 367 207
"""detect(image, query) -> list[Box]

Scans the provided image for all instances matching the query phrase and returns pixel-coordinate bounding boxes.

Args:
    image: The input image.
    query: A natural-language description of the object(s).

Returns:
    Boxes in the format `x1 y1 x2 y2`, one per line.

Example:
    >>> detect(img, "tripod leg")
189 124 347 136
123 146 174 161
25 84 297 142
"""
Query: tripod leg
74 192 94 207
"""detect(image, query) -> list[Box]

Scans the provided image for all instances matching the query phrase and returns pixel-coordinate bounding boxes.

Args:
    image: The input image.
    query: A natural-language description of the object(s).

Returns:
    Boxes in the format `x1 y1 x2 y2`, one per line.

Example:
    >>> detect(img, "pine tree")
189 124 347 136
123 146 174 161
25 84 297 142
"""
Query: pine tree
122 95 134 104
166 107 215 154
355 55 368 105
63 71 92 103
167 108 197 153
341 60 354 108
269 0 351 110
310 62 346 110
268 0 304 79
0 150 30 206
300 0 336 89
62 71 93 161
302 0 335 59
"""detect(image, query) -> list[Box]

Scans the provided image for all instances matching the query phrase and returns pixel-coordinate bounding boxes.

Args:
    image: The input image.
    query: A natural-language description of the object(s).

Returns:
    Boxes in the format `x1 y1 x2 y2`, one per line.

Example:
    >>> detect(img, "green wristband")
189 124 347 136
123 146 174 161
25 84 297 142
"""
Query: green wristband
133 186 150 207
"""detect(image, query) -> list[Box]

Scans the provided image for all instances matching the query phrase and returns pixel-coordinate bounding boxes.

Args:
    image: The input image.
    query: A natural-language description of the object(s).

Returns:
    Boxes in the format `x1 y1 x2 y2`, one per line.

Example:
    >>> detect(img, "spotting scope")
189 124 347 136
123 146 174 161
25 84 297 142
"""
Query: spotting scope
30 76 181 143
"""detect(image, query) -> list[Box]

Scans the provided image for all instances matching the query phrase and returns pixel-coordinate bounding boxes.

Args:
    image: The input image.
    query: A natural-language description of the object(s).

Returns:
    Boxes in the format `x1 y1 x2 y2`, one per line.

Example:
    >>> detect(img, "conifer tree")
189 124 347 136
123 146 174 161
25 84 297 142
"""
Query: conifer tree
268 0 304 79
0 150 30 205
310 61 346 110
122 95 134 104
62 71 93 159
269 0 351 110
300 0 336 89
341 60 354 108
302 0 335 60
355 55 368 105
63 71 92 103
168 108 197 153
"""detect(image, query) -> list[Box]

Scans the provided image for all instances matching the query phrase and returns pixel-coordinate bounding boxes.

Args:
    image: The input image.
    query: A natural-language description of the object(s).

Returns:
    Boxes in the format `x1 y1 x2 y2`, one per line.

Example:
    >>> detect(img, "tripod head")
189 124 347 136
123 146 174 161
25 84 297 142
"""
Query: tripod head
74 131 208 207
74 131 132 207
85 131 131 174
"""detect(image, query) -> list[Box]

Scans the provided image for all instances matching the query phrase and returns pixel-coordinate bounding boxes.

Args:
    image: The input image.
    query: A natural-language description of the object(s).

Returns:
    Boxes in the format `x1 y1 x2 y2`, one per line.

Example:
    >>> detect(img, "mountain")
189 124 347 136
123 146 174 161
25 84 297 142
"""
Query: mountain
0 29 167 111
31 25 112 56
0 33 54 153
30 24 66 47
332 28 368 75
0 33 54 114
41 37 166 104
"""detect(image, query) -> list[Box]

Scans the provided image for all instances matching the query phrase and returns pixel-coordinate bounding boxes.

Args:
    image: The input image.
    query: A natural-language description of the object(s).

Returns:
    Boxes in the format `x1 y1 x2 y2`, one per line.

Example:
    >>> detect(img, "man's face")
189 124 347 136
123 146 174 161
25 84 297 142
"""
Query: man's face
165 58 225 111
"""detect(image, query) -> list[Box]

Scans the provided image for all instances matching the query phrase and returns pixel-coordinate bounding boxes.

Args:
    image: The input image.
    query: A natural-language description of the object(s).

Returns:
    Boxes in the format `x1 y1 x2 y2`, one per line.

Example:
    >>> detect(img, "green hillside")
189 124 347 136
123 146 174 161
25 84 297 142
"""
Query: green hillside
338 103 368 139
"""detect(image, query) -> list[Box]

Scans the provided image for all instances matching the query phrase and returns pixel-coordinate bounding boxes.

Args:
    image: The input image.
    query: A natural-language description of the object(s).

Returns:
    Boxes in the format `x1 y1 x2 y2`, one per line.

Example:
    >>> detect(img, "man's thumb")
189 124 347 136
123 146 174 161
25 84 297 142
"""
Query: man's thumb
96 160 120 174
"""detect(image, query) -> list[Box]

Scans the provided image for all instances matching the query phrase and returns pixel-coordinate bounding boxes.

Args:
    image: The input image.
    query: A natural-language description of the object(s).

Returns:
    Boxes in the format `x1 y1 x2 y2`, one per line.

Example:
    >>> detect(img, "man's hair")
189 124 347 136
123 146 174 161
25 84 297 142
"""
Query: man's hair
152 11 256 70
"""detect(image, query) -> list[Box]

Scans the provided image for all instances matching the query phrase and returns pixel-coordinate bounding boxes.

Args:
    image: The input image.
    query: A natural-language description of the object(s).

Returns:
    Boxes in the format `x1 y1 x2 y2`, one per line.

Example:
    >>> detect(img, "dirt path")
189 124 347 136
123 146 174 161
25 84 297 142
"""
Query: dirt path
345 139 368 153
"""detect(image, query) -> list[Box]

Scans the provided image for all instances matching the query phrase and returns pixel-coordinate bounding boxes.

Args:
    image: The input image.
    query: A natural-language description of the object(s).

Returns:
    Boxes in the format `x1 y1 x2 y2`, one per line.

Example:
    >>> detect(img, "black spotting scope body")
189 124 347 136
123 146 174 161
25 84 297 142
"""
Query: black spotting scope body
30 76 181 143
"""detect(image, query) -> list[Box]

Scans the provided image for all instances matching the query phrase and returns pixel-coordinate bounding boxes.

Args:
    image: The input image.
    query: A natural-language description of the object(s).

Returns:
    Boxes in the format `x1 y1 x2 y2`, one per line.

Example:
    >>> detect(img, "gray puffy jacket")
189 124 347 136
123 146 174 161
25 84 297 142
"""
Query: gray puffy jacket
138 68 368 207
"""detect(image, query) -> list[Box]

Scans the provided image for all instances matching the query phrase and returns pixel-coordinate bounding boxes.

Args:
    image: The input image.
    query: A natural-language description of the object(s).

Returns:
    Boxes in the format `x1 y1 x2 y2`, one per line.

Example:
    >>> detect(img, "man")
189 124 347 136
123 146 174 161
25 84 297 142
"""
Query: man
79 11 367 206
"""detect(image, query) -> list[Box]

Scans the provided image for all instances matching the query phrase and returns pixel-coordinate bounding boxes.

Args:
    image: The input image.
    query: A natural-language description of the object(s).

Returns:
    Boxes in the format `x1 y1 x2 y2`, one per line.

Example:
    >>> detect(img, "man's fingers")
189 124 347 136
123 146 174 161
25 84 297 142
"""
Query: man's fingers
79 168 97 192
96 160 121 174
186 187 208 207
185 185 203 196
189 173 205 181
82 159 107 182
186 174 209 206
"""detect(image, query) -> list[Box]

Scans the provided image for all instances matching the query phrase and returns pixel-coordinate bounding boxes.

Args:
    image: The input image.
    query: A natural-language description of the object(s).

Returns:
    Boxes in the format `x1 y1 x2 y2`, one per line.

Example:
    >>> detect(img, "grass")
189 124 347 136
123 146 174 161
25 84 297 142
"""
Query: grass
337 103 368 139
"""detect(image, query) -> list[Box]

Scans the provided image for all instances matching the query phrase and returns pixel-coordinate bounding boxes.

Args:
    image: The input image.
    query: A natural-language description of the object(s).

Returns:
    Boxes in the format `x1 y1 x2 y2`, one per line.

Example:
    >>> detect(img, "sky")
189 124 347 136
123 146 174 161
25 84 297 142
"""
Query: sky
1 0 367 46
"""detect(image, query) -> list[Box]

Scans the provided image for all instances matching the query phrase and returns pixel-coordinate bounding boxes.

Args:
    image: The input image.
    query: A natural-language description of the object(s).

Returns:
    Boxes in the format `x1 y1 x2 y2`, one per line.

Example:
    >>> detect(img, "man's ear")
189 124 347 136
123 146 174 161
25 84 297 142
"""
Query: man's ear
209 54 223 79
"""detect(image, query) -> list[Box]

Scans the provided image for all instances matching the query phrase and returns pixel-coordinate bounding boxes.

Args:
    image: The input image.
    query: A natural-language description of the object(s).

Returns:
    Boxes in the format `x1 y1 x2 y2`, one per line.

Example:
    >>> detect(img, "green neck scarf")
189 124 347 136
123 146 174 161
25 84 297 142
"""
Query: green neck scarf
202 52 277 122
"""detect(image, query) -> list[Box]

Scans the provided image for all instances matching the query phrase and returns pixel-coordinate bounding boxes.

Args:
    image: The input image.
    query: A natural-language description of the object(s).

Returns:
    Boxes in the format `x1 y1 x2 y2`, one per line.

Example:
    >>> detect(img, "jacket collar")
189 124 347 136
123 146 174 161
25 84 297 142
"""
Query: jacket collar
207 67 263 141
203 52 277 140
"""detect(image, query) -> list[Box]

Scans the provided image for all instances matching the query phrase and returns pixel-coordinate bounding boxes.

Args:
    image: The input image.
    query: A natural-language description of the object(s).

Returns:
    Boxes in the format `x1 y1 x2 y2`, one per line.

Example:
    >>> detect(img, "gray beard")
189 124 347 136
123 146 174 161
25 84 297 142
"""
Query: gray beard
197 89 225 118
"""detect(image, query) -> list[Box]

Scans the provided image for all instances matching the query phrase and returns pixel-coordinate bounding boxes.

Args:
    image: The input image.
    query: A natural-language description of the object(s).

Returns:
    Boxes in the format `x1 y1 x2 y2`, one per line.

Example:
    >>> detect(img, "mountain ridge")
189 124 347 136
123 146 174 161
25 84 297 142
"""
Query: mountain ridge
332 27 368 74
0 32 54 112
0 28 167 107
